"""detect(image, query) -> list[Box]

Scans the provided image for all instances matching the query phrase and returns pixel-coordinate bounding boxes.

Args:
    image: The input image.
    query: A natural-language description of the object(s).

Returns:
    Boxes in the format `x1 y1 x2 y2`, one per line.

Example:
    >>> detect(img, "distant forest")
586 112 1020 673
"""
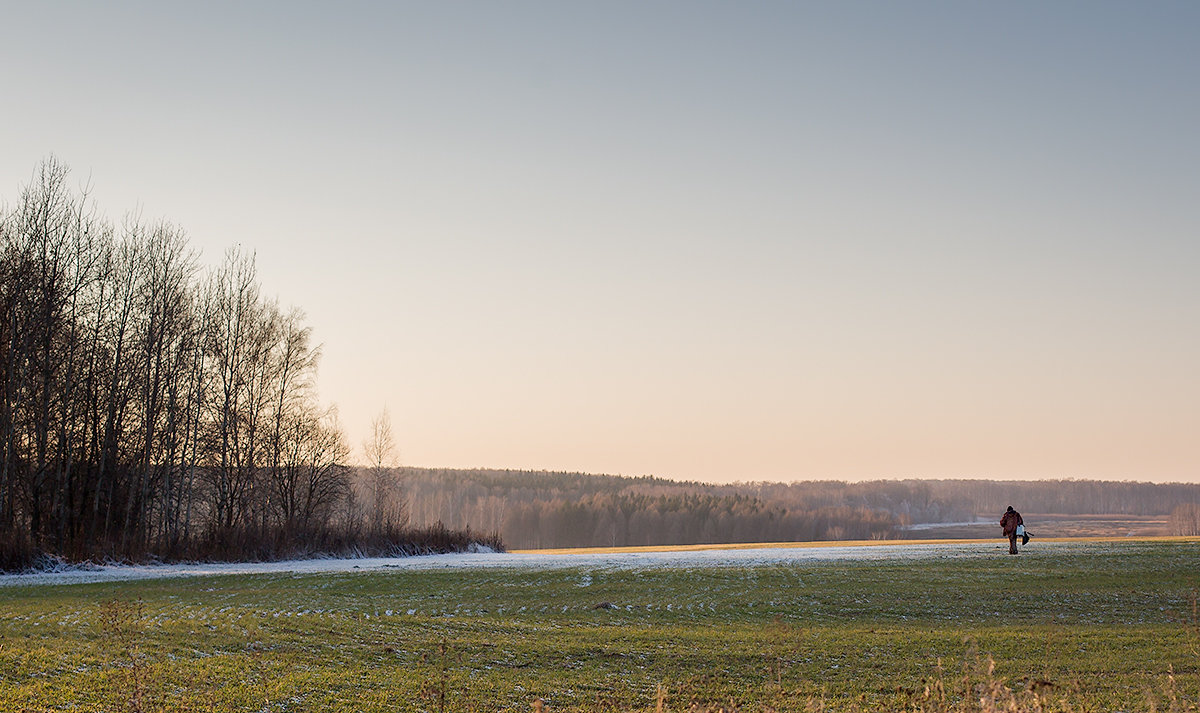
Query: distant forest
398 467 1200 549
0 158 497 571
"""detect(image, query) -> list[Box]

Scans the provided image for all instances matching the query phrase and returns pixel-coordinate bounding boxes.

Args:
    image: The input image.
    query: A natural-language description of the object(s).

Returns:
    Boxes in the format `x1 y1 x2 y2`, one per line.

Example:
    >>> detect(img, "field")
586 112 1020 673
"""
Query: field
901 514 1174 540
1 539 1198 712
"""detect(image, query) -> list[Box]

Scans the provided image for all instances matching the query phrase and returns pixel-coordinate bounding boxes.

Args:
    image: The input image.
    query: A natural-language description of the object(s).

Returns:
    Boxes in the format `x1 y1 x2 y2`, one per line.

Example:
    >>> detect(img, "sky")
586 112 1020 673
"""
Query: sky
2 2 1197 484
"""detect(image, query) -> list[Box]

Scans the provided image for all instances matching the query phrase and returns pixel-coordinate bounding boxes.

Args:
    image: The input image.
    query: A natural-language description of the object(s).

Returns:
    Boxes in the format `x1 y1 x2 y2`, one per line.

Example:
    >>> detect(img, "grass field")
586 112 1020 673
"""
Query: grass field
1 539 1198 712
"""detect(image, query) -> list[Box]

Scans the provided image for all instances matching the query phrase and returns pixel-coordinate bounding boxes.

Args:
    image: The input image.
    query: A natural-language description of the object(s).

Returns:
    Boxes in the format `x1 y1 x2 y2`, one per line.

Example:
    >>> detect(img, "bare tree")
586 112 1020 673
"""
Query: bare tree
297 408 351 529
1171 503 1200 536
361 407 404 532
201 248 265 533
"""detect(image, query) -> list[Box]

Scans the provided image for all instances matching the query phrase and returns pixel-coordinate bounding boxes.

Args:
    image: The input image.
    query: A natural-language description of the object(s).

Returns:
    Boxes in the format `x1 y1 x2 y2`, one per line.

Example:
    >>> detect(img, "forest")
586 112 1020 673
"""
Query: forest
397 467 1200 549
0 158 495 571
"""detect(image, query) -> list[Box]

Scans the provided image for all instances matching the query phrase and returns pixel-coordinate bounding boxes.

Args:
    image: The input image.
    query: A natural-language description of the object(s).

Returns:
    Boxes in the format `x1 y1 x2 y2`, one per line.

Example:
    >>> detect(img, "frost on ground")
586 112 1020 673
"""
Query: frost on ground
899 519 994 531
0 540 1077 588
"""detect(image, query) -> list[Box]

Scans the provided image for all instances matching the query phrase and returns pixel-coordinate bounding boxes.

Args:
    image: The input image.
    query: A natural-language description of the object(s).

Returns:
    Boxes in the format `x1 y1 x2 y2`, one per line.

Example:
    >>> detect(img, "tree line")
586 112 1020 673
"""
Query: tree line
396 467 1200 549
0 158 497 571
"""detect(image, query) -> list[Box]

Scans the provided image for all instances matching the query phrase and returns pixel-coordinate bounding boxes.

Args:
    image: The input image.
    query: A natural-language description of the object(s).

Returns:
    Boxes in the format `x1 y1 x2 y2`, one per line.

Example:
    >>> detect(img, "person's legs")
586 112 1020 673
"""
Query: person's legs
1009 534 1019 554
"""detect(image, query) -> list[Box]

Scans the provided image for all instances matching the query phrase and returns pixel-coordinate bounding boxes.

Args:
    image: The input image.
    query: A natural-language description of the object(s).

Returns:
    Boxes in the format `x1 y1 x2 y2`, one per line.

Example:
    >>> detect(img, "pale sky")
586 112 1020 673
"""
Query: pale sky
3 2 1197 483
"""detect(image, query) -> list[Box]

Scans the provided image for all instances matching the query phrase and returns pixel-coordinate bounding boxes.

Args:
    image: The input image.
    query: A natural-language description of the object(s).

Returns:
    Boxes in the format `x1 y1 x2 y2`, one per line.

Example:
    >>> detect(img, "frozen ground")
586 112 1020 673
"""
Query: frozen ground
899 519 993 530
0 540 1057 588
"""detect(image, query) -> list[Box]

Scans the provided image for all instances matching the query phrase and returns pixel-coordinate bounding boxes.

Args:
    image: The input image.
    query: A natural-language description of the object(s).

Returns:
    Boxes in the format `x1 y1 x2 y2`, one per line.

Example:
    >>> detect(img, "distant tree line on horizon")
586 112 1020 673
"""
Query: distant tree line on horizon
397 468 1200 549
0 158 497 571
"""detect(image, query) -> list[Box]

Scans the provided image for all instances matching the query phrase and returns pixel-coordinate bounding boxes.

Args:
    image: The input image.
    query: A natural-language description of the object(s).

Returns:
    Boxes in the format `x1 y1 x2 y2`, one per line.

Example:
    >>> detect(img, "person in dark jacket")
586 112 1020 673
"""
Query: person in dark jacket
1000 505 1024 554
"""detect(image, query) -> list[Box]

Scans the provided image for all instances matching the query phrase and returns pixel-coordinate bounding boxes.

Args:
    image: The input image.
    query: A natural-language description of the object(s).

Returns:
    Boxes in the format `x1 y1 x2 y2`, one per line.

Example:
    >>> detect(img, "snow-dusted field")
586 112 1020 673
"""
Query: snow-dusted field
0 540 1041 587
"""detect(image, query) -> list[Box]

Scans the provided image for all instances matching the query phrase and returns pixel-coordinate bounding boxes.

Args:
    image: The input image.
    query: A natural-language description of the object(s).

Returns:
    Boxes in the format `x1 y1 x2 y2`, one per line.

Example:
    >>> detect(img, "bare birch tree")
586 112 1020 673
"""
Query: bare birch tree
362 407 404 532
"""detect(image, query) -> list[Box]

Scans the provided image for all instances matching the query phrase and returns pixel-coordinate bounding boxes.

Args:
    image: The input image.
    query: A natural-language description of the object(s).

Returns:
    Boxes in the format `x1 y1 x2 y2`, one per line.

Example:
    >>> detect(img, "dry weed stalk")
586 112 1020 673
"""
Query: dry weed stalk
98 598 152 713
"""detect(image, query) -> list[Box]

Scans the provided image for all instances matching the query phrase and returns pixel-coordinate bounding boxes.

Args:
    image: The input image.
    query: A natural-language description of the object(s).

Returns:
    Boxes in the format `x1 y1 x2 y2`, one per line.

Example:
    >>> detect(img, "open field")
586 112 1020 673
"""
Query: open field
1 539 1198 712
902 514 1174 540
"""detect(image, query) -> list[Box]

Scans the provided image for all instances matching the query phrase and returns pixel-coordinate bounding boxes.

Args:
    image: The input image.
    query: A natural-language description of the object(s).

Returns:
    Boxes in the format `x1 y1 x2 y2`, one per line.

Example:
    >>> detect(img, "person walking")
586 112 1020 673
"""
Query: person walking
1000 505 1024 555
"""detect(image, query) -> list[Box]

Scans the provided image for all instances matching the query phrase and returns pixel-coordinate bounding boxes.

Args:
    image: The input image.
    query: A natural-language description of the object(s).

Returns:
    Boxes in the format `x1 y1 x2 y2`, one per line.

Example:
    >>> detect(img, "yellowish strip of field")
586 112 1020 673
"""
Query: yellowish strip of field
512 535 1199 556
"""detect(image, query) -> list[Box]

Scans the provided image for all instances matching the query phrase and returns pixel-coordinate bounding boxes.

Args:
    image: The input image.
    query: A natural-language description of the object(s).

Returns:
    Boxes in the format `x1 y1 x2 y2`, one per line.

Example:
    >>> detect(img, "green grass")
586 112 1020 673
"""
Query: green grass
1 540 1198 711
